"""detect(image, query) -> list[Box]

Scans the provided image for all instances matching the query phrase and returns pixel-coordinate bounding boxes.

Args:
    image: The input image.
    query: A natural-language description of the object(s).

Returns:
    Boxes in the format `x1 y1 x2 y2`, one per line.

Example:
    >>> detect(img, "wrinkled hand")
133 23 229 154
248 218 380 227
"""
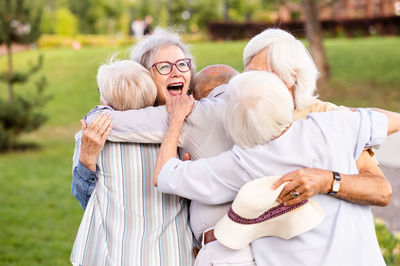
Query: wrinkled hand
271 168 332 206
79 113 112 171
166 95 194 123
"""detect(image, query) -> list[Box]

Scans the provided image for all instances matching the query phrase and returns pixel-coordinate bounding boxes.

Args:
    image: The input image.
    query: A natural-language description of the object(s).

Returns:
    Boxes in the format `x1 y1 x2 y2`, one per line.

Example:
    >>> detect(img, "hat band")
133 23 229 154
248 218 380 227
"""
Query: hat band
228 200 308 225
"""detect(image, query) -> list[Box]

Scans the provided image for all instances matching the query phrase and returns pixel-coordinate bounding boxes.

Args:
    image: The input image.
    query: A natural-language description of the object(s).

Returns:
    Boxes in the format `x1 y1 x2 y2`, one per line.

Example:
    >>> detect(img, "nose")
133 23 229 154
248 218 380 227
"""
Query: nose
170 65 181 77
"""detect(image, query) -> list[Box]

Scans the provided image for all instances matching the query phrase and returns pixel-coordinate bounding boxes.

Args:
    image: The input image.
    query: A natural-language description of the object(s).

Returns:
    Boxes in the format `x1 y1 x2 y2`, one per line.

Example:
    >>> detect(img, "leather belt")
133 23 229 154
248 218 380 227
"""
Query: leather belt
201 229 217 246
193 229 218 258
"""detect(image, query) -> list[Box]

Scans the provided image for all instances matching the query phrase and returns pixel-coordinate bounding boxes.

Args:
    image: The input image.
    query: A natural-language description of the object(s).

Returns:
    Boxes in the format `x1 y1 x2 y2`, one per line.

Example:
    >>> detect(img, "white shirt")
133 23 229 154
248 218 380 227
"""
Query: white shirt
157 109 388 266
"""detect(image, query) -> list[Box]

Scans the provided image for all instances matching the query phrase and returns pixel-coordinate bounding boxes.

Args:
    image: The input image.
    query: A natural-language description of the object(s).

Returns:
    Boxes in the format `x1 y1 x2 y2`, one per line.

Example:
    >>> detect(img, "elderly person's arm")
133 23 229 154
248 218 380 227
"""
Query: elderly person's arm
155 109 392 205
153 95 194 186
71 114 112 209
273 153 391 207
71 104 169 209
274 109 400 207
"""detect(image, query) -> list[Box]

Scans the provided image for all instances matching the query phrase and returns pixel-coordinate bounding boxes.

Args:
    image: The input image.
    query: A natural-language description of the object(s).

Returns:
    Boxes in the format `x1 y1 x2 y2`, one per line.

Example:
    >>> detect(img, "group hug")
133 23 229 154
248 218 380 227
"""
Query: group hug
69 27 400 265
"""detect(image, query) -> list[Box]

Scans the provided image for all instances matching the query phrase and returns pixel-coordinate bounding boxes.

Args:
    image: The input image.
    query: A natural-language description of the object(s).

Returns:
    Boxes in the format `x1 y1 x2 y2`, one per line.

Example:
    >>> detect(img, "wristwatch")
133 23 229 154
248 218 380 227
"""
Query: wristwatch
329 171 341 195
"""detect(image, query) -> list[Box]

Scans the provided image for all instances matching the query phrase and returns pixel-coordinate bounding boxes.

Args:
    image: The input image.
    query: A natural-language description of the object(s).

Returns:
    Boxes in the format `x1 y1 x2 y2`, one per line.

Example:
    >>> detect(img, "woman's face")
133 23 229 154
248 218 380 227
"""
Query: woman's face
151 45 192 105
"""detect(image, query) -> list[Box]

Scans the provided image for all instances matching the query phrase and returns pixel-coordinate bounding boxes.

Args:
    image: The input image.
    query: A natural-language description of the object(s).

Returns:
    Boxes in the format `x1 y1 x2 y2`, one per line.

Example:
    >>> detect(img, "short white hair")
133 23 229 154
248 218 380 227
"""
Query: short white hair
130 27 195 85
224 71 294 148
97 59 157 110
243 28 318 109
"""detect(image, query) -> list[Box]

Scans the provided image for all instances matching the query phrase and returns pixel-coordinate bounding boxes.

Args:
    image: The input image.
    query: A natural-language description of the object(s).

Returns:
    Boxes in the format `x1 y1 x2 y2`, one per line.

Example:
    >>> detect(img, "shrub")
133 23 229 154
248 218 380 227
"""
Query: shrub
375 218 400 265
0 80 50 151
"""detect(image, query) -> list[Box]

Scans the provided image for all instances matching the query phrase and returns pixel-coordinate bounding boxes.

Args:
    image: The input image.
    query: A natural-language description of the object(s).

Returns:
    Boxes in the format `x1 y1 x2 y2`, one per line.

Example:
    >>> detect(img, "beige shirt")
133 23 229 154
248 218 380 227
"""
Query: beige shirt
294 99 348 120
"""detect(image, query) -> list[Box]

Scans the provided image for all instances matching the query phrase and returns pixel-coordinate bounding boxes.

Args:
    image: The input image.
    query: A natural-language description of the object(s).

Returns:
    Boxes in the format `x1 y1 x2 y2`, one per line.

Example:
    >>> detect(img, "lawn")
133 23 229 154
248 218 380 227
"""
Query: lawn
0 36 399 265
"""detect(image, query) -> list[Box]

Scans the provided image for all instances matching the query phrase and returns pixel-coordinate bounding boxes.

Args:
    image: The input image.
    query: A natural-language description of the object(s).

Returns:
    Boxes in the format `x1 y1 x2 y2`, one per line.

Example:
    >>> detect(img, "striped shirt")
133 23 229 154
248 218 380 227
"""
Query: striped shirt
71 141 193 266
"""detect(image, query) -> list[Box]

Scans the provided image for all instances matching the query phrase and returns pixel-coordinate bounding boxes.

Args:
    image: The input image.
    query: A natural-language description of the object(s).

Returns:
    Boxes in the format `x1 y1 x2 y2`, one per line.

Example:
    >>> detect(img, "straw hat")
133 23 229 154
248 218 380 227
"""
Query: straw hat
214 176 325 250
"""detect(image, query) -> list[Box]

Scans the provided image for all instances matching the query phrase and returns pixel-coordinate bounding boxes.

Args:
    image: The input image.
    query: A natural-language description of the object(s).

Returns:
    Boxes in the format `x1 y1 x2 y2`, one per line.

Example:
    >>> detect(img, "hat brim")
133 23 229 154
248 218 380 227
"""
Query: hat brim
214 199 324 250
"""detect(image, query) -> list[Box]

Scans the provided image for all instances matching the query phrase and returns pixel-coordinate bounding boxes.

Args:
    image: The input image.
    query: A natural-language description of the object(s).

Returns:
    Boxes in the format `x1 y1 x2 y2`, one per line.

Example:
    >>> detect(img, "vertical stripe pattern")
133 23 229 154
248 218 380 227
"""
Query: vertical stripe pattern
71 142 193 266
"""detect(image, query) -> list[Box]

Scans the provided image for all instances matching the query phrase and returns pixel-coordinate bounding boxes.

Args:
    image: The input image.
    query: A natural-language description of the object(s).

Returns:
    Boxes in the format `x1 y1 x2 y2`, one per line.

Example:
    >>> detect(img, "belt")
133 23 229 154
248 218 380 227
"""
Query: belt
201 229 217 246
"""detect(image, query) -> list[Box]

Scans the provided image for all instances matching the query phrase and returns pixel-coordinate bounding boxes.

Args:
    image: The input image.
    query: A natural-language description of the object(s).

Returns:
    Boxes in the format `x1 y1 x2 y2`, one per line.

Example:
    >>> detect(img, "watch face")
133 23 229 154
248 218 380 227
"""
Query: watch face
332 181 341 192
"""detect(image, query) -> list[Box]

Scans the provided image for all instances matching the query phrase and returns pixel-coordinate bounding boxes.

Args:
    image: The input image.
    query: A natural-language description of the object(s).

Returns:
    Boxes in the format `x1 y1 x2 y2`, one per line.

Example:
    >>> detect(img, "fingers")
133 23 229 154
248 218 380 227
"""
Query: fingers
182 153 191 161
279 183 308 204
100 124 112 143
80 119 87 131
167 95 195 118
97 116 112 137
271 174 293 189
89 113 112 134
282 192 310 206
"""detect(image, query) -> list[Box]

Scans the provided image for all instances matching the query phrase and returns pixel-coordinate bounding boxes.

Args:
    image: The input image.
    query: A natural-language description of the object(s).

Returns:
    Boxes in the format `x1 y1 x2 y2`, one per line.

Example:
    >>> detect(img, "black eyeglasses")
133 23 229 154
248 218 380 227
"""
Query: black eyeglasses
152 58 192 75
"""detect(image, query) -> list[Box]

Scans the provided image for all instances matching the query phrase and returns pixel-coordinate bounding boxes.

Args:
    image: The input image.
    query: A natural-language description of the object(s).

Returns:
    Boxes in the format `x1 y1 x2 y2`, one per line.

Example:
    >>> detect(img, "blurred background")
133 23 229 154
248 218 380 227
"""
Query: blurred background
0 0 399 265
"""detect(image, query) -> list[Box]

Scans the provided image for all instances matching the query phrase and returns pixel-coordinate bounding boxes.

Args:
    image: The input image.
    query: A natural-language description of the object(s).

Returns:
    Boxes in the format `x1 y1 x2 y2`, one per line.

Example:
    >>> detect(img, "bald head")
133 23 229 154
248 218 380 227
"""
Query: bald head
193 64 239 100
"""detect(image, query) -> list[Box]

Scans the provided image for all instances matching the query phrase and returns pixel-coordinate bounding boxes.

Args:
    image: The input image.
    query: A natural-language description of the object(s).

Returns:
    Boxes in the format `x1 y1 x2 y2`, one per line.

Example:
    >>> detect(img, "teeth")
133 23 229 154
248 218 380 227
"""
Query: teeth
168 84 182 88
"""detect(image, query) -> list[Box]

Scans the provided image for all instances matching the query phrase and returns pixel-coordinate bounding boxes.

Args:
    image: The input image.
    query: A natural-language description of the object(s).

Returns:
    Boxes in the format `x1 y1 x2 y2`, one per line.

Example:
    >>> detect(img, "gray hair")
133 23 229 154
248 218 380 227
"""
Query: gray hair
130 27 195 87
97 60 157 110
243 28 318 109
224 71 294 148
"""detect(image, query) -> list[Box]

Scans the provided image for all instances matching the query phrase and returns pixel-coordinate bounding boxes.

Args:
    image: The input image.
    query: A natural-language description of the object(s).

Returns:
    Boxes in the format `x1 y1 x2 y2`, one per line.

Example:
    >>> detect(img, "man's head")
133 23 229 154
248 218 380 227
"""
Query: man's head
97 60 157 111
224 71 293 148
193 64 239 100
243 28 318 110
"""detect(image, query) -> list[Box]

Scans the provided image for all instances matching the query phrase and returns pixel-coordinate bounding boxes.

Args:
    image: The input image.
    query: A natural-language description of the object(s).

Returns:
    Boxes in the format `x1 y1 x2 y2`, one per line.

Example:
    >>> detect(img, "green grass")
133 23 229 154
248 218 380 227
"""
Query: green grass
0 36 399 265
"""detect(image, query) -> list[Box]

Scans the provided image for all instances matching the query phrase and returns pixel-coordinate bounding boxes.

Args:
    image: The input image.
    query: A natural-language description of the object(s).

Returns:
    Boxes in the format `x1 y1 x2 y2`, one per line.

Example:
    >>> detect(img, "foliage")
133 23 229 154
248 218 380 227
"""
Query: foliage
27 0 285 35
0 54 50 150
0 81 49 151
37 34 136 48
54 8 79 36
375 218 400 265
67 0 93 34
0 0 50 150
0 0 42 45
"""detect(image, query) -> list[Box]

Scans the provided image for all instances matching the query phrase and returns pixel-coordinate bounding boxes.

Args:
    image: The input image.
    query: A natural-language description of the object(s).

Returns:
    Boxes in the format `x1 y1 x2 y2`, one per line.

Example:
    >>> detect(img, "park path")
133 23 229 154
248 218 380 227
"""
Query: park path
372 132 400 233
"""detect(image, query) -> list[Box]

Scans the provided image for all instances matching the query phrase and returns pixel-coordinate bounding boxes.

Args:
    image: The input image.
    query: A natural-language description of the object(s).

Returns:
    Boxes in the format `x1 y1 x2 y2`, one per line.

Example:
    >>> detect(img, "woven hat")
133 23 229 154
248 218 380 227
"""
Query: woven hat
214 176 325 250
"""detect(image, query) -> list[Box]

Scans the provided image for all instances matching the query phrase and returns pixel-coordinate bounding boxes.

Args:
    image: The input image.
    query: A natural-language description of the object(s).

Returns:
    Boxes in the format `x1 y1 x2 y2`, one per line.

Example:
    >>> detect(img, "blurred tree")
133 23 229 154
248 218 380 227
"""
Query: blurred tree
55 8 78 36
0 0 49 150
191 0 221 29
303 0 330 81
0 0 42 101
68 0 94 34
265 0 331 80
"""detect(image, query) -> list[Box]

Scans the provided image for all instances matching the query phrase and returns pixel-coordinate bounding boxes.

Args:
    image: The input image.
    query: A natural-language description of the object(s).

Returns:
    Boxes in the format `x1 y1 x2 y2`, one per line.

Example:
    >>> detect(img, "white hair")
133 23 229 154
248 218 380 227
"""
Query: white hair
224 71 294 148
130 27 195 85
243 28 319 109
97 59 157 111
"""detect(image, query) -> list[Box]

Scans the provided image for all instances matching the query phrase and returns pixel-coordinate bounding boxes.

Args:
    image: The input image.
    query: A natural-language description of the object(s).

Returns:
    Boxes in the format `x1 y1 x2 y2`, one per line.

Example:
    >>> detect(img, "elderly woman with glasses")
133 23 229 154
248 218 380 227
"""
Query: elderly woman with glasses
71 28 195 265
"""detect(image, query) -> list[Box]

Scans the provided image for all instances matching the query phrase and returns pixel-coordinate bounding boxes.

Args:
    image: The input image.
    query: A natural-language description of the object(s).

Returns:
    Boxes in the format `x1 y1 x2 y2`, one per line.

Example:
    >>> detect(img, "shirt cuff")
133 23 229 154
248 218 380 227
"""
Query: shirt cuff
368 110 388 148
157 157 182 194
77 161 99 183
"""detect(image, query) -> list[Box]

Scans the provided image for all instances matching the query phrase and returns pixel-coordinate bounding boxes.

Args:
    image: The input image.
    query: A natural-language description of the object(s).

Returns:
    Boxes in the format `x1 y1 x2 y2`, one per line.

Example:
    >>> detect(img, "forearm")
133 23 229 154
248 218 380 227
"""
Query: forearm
336 150 392 206
153 117 184 186
86 105 173 144
336 171 391 207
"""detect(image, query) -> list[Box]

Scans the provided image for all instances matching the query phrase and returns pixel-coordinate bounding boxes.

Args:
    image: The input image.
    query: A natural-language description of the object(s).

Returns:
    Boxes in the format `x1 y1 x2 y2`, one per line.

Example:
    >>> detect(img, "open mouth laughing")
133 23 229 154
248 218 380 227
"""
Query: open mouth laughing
167 82 184 96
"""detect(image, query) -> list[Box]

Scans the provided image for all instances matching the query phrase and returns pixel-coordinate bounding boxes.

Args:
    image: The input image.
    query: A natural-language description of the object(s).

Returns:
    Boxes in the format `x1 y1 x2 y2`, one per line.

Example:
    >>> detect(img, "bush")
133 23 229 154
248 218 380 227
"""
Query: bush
0 80 50 151
37 34 136 48
375 218 400 265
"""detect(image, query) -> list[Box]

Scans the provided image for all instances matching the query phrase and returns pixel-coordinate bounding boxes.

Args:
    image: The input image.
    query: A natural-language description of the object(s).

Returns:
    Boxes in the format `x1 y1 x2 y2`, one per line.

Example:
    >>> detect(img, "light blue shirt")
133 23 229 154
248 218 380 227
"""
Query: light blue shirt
157 109 388 266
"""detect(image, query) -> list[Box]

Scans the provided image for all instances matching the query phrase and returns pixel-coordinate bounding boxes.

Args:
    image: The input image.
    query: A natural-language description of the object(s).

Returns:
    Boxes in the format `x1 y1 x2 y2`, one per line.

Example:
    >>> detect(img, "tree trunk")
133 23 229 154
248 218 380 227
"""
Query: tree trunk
4 0 14 102
223 0 229 20
6 42 13 102
303 0 330 81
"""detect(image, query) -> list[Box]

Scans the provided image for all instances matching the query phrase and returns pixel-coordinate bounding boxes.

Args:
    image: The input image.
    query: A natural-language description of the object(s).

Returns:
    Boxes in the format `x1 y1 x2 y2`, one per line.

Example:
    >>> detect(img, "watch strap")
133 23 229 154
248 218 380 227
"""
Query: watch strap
329 171 341 195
